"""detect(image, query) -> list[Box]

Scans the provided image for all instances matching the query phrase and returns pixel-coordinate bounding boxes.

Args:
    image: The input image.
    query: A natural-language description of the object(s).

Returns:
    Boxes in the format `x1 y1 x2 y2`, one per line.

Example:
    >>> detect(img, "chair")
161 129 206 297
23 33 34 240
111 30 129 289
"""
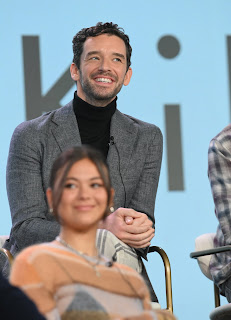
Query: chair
148 246 173 313
190 233 231 319
0 235 13 266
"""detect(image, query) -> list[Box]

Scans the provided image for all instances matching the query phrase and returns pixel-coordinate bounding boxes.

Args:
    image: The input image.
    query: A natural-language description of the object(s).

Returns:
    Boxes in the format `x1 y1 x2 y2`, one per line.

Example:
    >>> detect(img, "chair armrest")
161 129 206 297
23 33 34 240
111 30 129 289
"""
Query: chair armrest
0 248 13 266
0 235 9 248
190 245 231 259
149 246 173 313
189 237 230 308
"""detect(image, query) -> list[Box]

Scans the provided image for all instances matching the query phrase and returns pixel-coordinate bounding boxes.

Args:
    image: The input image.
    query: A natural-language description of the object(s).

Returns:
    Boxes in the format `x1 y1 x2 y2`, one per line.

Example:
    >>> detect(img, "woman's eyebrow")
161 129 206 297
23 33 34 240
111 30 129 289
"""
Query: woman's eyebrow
65 176 102 181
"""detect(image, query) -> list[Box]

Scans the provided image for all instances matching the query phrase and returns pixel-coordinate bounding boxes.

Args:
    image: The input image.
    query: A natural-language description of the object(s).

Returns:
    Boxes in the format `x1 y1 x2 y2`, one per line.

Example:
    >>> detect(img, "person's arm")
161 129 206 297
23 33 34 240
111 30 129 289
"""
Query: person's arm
6 122 60 252
127 126 163 224
10 251 59 319
0 272 46 320
208 137 231 244
102 127 163 249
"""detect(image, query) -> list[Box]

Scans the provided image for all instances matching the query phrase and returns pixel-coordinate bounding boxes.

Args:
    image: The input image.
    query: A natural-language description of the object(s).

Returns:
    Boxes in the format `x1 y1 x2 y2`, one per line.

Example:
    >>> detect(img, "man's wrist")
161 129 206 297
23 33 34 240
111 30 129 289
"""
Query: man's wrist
98 217 108 229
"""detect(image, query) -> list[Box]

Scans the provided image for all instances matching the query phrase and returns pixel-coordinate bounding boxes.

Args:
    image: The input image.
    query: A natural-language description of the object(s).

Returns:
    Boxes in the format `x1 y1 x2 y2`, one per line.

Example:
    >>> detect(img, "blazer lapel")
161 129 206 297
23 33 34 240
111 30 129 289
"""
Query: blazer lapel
107 110 138 177
50 101 82 151
49 103 138 176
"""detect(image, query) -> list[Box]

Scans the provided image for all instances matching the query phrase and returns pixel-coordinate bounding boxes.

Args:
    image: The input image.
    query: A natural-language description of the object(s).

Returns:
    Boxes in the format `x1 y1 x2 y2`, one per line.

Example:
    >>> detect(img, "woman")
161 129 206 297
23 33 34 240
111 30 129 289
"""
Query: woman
10 146 176 320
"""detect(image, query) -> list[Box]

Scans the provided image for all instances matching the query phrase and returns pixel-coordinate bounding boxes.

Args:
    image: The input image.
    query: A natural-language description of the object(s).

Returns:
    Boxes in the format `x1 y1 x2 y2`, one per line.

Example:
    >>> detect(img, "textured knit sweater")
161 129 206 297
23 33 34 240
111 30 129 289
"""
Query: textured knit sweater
10 242 175 320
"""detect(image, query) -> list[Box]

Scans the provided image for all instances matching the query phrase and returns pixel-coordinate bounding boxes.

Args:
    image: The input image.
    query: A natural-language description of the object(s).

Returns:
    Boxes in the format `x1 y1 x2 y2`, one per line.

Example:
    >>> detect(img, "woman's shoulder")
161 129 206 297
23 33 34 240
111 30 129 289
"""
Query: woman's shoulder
14 242 60 262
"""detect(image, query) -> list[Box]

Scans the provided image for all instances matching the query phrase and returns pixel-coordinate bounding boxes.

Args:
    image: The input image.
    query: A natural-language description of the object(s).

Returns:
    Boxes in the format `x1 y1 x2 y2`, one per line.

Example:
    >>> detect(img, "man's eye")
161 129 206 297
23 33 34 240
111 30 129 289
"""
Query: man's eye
90 56 99 60
113 58 122 62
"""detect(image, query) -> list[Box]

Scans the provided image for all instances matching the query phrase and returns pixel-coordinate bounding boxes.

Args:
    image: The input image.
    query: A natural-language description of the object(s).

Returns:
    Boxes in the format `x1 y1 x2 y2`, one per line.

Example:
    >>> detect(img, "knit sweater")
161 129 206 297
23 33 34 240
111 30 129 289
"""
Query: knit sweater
10 242 175 320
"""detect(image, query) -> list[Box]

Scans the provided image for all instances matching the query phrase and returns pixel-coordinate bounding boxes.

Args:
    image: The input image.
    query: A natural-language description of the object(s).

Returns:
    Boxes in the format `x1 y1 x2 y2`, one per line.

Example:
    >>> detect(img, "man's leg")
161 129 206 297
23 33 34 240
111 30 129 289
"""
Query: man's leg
221 277 231 302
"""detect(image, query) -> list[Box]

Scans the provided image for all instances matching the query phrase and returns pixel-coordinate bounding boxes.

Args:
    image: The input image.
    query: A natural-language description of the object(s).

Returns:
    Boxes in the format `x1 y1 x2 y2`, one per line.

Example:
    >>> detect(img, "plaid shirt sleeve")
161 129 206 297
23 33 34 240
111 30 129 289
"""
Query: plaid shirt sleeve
208 125 231 285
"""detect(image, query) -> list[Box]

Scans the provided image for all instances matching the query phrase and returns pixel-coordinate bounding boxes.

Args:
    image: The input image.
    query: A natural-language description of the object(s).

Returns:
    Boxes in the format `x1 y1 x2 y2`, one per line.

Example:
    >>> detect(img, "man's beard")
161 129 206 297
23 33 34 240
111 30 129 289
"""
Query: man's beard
79 72 124 106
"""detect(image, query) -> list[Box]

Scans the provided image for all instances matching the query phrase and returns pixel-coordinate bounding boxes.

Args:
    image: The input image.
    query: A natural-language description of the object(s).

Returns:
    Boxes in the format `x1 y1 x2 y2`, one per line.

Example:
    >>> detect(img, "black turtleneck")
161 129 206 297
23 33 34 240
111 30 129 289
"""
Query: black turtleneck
73 92 116 158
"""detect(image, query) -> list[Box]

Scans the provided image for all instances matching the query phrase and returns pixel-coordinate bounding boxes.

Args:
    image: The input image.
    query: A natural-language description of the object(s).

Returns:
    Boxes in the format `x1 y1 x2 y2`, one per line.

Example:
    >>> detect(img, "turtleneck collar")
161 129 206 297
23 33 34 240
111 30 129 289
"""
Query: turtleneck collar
73 91 117 158
73 91 117 121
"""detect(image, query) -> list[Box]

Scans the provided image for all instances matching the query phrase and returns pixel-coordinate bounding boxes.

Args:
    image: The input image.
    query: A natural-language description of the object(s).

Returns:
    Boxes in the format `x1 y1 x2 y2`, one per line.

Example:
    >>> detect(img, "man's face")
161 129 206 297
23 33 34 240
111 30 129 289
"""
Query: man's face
70 34 132 107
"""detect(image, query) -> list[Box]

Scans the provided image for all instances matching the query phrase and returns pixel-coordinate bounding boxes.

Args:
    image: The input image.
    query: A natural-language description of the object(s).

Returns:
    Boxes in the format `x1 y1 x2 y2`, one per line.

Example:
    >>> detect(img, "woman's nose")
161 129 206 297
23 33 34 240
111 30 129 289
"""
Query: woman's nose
78 185 90 199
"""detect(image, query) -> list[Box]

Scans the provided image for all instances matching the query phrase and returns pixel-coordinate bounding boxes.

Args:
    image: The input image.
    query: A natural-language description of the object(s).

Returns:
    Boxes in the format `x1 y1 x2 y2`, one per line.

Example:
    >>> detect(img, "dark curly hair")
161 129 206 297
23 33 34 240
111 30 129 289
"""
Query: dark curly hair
72 22 132 71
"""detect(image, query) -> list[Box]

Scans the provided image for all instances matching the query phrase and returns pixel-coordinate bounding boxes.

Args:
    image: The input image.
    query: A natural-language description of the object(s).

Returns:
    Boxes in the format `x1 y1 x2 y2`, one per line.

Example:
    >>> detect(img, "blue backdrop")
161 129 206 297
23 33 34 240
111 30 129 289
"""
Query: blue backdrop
1 1 231 318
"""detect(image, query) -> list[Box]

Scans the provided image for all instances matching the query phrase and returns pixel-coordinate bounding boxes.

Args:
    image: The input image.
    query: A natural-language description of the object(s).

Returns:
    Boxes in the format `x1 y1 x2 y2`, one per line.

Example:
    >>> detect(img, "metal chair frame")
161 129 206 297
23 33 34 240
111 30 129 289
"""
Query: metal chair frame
190 245 231 308
0 248 13 266
149 246 173 313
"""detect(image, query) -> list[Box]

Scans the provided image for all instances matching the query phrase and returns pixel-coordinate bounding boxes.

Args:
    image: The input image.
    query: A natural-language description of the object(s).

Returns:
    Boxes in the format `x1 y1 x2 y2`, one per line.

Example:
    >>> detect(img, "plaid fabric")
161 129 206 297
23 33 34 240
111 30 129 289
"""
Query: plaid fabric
208 124 231 286
96 229 142 273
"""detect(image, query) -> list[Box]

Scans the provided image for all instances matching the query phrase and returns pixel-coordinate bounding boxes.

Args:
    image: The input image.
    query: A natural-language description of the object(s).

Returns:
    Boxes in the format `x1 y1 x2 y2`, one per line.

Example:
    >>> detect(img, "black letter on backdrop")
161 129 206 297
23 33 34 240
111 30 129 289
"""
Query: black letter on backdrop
157 35 184 191
22 36 74 120
165 104 184 191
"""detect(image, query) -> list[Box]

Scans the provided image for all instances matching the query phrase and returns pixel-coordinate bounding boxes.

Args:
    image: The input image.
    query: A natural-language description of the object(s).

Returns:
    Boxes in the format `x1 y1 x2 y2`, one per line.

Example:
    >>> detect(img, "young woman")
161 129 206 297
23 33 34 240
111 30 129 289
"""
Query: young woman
10 146 175 320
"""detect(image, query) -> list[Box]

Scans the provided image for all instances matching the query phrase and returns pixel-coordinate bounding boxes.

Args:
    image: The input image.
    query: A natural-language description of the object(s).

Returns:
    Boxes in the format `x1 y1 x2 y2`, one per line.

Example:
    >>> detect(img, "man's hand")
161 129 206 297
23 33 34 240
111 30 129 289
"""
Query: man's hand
101 208 155 248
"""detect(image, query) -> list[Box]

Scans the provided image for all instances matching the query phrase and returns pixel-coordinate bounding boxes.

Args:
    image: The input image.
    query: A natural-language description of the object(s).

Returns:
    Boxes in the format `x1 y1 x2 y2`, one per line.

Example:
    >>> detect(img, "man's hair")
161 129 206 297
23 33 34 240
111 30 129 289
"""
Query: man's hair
72 22 132 71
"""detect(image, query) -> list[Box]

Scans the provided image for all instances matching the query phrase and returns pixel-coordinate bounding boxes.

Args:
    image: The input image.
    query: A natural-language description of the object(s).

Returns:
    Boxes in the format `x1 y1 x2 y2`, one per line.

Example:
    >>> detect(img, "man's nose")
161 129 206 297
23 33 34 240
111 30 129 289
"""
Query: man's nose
98 58 111 71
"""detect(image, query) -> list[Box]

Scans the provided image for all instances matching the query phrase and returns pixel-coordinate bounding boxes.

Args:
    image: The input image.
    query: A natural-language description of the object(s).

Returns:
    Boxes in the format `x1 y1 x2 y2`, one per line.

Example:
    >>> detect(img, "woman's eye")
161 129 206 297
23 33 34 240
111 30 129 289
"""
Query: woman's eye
65 183 76 189
91 183 103 188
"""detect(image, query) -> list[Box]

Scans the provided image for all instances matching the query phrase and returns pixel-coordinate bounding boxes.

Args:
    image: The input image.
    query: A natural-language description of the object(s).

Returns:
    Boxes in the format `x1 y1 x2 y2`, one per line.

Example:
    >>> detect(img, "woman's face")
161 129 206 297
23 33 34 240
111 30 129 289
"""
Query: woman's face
53 158 109 232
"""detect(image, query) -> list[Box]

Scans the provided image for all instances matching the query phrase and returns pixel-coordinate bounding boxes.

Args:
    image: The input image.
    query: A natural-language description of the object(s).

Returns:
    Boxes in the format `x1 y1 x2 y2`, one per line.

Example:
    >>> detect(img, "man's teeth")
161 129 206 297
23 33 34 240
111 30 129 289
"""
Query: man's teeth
96 78 112 83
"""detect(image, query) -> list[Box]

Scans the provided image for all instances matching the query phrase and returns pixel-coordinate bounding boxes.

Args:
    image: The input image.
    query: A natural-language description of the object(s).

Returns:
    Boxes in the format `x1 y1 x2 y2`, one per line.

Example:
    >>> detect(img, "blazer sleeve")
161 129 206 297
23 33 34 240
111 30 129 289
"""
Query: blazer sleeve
6 122 60 253
125 126 162 259
128 126 163 225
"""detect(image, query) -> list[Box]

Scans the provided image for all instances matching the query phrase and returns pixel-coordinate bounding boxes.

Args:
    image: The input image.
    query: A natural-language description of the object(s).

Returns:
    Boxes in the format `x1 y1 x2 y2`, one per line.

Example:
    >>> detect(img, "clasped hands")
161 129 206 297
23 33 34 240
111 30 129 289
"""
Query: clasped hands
101 208 155 248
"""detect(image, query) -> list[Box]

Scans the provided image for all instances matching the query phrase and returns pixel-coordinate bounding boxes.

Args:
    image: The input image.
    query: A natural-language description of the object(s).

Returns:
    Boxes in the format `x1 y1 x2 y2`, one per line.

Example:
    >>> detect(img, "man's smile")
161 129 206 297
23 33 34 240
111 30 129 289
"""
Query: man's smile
95 77 113 83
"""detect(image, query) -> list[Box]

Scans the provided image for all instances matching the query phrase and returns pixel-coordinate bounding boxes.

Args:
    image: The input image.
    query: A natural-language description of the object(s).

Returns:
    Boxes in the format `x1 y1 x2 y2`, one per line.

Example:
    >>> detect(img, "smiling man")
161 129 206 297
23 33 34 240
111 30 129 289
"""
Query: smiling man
71 33 132 107
2 22 162 301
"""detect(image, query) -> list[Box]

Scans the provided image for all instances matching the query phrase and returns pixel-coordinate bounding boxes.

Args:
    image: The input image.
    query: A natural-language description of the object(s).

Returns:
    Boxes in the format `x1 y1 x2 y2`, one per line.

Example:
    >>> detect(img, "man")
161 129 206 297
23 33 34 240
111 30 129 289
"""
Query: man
2 23 163 295
208 124 231 301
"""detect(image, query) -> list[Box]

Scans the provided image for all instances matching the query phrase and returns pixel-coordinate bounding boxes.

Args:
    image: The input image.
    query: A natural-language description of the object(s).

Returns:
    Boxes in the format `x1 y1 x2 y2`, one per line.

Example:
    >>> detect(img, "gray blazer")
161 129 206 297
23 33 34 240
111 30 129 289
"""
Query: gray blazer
4 100 162 259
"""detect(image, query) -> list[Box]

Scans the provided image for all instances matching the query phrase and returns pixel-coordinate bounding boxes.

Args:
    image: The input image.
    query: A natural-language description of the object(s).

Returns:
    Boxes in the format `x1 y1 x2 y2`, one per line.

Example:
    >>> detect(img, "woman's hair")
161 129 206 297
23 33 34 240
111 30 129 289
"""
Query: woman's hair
49 145 112 219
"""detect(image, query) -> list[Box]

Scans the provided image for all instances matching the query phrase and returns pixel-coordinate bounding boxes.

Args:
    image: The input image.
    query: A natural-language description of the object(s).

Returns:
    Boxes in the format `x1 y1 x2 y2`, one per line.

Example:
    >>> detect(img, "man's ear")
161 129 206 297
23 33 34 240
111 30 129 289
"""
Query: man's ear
46 188 53 211
70 63 80 81
123 67 132 86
